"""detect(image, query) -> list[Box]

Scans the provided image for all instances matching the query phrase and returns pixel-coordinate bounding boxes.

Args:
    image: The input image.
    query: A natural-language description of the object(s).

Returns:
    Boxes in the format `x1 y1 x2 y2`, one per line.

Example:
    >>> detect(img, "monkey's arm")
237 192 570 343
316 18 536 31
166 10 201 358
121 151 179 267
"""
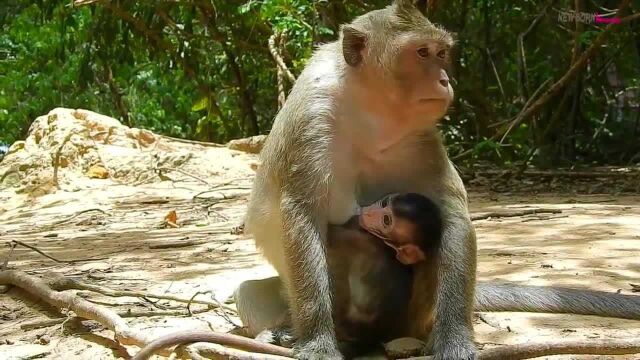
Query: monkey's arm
429 170 478 359
476 282 640 320
280 183 341 358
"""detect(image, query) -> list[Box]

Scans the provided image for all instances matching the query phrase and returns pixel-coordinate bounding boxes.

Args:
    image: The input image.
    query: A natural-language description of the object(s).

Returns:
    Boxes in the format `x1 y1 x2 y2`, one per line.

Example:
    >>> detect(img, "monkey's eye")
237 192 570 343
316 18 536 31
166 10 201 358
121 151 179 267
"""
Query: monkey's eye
383 215 392 226
437 49 447 59
381 197 388 207
417 47 429 58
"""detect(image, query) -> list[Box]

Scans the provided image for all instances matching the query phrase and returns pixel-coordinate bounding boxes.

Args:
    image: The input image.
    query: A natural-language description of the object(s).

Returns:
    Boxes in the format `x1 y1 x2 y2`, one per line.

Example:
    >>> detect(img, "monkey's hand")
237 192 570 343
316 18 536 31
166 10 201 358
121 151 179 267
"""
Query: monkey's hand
294 335 344 360
255 326 296 348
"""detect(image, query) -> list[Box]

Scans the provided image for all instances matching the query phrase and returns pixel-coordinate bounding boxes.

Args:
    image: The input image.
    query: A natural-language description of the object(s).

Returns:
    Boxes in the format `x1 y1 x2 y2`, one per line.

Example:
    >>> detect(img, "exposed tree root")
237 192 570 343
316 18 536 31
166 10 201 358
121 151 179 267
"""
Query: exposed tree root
5 269 640 359
131 329 294 360
0 270 293 360
0 270 151 353
403 339 640 360
471 208 561 221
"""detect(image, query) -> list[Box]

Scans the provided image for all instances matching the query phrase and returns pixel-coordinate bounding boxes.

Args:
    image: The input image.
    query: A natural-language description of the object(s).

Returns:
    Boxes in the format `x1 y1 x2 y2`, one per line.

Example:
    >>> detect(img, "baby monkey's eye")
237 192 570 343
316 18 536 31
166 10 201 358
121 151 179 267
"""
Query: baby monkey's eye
417 47 429 58
381 197 389 207
437 49 447 59
383 215 392 226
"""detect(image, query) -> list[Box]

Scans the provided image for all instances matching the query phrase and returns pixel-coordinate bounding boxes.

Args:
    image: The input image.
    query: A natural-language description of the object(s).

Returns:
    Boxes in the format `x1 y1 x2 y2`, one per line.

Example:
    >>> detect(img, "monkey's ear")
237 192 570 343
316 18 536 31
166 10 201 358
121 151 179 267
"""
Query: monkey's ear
341 25 367 67
395 245 426 265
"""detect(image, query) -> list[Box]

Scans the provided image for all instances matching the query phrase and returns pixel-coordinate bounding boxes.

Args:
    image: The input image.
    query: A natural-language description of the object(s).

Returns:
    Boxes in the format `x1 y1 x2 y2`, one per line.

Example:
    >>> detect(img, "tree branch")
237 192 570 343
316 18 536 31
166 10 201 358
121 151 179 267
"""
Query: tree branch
268 33 296 83
92 1 227 125
497 0 633 138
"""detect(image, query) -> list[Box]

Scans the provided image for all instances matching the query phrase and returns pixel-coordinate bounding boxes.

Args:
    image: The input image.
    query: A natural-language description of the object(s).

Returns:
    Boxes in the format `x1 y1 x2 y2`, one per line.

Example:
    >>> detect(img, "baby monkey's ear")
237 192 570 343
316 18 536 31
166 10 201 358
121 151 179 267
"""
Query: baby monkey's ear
395 244 426 265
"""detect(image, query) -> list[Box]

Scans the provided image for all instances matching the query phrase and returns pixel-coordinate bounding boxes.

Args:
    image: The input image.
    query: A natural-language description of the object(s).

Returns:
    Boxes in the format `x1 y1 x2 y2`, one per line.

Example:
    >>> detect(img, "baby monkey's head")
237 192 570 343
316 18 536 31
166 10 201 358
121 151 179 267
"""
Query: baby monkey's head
359 193 442 265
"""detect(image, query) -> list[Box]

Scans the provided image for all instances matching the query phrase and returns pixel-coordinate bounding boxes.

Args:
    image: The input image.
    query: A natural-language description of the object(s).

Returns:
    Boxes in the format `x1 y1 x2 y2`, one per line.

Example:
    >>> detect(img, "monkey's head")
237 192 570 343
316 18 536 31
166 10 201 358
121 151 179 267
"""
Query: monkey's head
359 193 442 265
340 0 454 130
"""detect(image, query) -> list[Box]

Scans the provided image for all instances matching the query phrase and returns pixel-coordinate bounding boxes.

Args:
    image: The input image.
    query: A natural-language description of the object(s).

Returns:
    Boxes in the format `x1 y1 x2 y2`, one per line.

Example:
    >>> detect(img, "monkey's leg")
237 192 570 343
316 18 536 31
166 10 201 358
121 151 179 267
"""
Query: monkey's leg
279 195 342 359
246 183 341 358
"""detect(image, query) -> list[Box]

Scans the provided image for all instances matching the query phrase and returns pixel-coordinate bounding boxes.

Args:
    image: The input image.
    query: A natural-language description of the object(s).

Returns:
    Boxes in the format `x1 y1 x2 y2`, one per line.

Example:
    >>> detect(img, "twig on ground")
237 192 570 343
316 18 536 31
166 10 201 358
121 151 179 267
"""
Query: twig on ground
8 240 109 263
475 313 511 332
186 290 238 326
149 239 203 249
471 208 562 221
20 308 212 331
476 169 640 178
187 290 212 317
1 241 16 270
1 270 288 360
192 178 250 200
156 167 210 186
402 339 640 360
45 272 237 313
49 208 108 227
520 214 569 223
193 191 245 201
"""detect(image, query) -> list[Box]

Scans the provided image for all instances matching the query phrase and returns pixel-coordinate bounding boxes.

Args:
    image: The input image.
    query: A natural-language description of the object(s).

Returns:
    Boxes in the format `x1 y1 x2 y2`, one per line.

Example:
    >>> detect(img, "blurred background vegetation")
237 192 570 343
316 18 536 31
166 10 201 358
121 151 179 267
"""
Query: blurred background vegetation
0 0 638 167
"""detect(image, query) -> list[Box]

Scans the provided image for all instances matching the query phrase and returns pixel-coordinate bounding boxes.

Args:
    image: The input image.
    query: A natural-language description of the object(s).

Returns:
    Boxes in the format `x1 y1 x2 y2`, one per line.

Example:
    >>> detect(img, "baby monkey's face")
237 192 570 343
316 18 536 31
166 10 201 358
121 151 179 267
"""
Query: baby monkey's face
359 194 426 265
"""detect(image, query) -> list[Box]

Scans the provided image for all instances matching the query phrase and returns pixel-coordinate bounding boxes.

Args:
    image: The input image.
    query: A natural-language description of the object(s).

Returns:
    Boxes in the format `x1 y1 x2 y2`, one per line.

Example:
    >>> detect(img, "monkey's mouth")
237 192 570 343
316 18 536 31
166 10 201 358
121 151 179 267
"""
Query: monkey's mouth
418 98 447 106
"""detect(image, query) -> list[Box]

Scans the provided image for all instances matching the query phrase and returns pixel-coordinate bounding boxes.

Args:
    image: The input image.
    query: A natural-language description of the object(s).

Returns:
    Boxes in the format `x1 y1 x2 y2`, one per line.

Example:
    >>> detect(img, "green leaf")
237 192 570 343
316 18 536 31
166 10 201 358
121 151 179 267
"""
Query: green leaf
191 97 209 112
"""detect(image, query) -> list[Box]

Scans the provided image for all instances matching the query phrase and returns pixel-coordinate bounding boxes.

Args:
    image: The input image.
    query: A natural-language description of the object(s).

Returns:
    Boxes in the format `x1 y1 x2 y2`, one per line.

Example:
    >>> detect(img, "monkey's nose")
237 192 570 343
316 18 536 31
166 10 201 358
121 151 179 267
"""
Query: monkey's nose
439 69 450 88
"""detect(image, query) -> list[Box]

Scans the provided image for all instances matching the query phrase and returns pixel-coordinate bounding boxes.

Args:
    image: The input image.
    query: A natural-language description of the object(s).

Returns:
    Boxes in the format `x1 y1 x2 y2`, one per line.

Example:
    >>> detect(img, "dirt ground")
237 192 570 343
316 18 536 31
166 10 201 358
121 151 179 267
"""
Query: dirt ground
1 110 639 360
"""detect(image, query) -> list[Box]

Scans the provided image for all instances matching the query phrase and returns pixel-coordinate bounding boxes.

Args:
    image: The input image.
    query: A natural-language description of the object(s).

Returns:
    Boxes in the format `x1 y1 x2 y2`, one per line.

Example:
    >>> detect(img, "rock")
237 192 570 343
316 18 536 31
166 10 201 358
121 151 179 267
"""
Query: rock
0 108 258 197
383 337 425 359
227 135 267 154
0 108 177 194
86 165 109 179
36 334 50 345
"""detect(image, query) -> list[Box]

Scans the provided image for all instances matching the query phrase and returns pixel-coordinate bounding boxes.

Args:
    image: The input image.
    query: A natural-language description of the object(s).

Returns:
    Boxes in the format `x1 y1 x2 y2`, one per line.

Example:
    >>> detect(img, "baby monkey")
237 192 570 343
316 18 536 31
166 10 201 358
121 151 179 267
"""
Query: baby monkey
327 192 443 350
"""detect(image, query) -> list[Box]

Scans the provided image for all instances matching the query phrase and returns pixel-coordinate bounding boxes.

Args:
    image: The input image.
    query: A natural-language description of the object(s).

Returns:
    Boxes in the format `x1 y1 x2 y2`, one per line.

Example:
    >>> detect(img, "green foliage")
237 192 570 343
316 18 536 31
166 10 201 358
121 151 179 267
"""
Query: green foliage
0 0 638 165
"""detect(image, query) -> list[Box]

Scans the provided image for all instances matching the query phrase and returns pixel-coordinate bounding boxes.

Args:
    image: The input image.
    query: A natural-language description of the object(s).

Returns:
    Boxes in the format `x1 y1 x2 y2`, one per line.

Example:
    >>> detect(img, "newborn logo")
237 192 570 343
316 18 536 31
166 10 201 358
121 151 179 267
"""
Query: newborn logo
557 10 621 24
595 12 621 24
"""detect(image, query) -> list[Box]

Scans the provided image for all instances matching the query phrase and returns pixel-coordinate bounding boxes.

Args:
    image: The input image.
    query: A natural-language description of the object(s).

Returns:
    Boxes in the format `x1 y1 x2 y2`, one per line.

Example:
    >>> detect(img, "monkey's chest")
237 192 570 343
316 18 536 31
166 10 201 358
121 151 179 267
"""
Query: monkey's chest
327 140 437 223
354 150 434 205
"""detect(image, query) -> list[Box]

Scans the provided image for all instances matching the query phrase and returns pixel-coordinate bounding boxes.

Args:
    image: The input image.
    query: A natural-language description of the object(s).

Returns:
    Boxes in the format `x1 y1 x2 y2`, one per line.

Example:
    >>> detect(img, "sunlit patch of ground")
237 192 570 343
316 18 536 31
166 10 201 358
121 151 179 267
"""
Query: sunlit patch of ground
1 134 638 360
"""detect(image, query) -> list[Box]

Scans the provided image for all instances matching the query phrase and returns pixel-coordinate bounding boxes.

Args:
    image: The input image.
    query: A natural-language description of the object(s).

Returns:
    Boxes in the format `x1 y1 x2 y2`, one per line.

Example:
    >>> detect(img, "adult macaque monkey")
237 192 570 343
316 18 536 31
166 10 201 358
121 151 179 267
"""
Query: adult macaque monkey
244 0 473 358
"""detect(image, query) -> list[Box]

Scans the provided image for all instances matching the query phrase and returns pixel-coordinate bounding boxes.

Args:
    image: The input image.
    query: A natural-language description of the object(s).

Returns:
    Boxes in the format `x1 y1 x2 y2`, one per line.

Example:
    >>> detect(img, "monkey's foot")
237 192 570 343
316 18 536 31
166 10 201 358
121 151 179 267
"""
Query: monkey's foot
428 327 477 360
430 340 477 360
294 335 344 360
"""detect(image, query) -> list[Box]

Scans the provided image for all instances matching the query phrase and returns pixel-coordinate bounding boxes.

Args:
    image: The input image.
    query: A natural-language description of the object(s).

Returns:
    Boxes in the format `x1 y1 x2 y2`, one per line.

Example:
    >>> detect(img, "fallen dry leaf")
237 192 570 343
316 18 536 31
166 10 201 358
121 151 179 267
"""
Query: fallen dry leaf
86 165 109 179
164 210 179 228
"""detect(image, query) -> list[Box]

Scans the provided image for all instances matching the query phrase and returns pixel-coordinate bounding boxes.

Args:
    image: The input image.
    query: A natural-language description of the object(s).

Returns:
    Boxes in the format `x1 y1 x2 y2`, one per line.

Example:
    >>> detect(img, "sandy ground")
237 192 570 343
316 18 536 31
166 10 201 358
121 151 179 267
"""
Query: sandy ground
0 133 639 359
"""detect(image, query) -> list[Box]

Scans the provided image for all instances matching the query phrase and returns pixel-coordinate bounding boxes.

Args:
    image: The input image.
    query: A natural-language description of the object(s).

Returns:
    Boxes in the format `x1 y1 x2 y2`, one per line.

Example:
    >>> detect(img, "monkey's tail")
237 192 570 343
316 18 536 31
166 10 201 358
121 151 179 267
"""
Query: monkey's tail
475 281 640 320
